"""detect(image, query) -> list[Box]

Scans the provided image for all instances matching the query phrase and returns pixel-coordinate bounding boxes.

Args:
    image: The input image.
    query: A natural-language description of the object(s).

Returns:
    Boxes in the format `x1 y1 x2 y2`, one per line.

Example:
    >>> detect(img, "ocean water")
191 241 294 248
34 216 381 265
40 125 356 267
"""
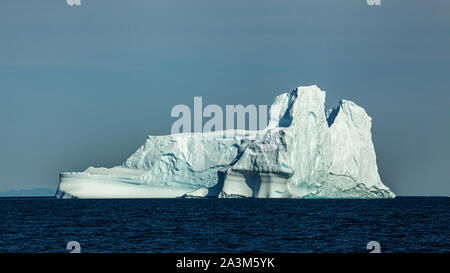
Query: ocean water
0 197 448 253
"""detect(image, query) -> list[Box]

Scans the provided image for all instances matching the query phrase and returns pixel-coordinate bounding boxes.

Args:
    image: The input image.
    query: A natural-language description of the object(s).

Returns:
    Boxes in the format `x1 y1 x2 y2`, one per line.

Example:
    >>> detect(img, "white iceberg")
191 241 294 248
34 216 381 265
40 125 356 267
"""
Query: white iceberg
56 85 395 199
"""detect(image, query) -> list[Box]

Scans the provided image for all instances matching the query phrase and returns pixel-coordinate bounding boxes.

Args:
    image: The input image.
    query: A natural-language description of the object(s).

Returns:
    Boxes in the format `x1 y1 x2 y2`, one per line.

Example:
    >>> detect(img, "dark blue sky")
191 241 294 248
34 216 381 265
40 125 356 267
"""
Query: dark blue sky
0 0 449 196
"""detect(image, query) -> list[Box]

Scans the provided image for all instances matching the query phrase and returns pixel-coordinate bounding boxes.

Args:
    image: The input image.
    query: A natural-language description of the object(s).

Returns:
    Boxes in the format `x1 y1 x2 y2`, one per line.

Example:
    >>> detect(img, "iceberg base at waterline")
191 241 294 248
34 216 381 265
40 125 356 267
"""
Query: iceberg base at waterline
56 85 395 199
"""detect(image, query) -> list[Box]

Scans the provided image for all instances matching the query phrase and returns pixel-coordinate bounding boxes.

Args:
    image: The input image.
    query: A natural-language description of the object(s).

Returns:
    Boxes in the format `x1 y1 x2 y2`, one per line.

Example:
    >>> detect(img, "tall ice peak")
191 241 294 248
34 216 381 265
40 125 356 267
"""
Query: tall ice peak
56 85 395 199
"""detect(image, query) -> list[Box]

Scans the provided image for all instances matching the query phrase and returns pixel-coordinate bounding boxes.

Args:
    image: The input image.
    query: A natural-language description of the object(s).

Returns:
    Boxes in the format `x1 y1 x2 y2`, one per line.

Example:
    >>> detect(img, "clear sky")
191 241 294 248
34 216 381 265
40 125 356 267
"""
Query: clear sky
0 0 449 196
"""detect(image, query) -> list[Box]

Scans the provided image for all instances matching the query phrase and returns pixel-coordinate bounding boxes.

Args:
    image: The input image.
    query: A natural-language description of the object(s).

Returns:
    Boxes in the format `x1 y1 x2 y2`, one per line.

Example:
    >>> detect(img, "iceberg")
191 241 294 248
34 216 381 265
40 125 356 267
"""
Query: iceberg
56 85 395 199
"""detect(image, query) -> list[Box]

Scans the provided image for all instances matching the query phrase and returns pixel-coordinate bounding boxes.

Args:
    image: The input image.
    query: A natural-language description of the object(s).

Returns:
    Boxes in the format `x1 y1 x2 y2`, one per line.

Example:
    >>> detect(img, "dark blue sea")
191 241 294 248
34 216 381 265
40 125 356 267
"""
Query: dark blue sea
0 197 448 253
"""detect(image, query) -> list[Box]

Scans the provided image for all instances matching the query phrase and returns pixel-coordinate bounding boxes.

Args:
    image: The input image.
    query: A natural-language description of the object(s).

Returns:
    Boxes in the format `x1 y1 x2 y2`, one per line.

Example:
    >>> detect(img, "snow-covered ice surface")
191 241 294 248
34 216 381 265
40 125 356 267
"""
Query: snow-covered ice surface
56 85 395 199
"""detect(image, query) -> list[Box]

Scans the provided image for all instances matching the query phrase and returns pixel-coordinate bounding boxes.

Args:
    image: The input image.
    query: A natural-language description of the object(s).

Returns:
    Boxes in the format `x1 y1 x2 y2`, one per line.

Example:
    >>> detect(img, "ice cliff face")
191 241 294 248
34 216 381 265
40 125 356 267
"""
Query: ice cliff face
56 85 395 199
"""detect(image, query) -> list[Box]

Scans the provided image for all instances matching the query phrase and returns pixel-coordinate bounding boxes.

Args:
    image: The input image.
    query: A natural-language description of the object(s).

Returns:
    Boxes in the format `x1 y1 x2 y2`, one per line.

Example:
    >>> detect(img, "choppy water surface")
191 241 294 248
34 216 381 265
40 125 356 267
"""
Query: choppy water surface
0 197 448 253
